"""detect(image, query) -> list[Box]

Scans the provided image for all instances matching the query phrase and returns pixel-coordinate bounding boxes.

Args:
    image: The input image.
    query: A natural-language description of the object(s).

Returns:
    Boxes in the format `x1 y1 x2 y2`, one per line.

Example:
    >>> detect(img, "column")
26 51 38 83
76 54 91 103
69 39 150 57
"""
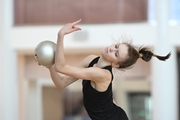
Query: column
152 1 178 120
0 0 18 120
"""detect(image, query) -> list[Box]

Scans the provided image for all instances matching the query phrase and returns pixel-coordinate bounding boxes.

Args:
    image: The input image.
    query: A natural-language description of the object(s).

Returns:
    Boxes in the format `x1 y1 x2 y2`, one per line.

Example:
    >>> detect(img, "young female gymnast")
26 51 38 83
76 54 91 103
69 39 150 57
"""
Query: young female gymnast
45 19 170 120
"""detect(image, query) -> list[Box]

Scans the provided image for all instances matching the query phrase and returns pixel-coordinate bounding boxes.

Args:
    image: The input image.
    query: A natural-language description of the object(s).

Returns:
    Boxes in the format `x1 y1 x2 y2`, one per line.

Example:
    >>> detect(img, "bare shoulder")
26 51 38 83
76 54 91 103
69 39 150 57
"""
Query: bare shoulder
79 54 98 68
85 54 98 60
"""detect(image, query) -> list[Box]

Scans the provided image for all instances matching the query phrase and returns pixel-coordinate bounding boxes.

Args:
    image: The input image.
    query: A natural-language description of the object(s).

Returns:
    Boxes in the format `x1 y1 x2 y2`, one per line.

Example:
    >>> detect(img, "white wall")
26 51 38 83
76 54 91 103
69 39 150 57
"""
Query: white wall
10 23 180 51
11 23 159 51
0 0 18 120
169 25 180 46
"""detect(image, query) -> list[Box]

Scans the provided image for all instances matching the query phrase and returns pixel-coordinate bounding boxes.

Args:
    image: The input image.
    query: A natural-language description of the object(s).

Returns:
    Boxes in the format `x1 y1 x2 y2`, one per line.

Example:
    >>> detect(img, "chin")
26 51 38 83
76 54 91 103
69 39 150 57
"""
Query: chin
101 49 106 56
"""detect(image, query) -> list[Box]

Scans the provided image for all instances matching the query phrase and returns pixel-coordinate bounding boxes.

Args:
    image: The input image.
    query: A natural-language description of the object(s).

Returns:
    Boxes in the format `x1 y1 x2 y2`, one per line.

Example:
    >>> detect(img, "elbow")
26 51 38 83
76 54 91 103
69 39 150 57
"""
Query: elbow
55 84 65 90
54 64 62 73
56 86 64 90
54 62 66 74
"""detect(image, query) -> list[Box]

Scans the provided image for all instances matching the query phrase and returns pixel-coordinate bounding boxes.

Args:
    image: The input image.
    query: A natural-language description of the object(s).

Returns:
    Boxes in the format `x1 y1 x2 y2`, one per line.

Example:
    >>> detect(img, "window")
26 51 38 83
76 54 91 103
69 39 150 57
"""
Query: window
170 0 180 24
128 92 152 120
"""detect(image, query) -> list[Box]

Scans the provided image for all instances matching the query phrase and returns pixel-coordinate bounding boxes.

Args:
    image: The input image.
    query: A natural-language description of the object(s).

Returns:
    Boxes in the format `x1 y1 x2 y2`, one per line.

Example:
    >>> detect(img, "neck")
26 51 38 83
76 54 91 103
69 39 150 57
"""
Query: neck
96 56 112 68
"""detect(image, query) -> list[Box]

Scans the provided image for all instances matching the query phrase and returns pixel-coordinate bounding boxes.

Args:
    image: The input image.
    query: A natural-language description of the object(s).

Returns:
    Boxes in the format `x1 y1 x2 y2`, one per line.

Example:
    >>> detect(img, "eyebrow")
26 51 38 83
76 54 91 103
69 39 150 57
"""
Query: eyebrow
117 45 121 58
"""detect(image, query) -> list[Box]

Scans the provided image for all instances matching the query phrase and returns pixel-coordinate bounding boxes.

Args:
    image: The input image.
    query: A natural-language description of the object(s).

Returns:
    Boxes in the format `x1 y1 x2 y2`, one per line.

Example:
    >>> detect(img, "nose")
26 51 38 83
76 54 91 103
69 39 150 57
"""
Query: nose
110 48 116 52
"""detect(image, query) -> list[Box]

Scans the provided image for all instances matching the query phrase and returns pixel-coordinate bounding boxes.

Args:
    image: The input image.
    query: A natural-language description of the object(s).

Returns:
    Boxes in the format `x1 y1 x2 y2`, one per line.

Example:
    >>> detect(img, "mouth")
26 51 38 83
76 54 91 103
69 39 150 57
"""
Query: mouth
105 47 108 53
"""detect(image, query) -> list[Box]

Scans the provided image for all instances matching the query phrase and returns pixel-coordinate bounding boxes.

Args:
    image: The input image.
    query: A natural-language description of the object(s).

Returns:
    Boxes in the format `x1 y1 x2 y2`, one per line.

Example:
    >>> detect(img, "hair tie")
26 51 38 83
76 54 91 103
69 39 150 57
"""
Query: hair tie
139 53 143 58
152 54 157 57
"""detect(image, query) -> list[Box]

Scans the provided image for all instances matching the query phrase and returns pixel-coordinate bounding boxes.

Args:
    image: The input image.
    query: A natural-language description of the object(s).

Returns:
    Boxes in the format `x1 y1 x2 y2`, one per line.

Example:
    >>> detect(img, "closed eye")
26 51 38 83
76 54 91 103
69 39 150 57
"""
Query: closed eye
115 51 119 57
115 44 119 49
115 44 119 57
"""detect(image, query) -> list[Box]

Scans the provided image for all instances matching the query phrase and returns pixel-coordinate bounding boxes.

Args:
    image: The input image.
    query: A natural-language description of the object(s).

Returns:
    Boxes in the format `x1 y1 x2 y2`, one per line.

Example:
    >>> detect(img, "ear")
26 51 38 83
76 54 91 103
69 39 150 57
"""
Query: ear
112 62 120 68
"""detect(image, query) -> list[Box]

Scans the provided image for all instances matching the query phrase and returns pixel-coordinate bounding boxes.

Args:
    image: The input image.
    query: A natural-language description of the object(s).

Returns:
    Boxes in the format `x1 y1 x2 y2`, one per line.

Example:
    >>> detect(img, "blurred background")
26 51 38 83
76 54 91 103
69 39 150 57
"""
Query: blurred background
0 0 180 120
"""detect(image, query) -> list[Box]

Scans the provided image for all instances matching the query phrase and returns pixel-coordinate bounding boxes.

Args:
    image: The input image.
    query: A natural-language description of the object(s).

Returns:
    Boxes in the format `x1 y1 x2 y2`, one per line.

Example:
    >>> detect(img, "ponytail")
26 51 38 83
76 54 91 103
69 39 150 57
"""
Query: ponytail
118 42 171 69
139 47 171 62
153 52 171 61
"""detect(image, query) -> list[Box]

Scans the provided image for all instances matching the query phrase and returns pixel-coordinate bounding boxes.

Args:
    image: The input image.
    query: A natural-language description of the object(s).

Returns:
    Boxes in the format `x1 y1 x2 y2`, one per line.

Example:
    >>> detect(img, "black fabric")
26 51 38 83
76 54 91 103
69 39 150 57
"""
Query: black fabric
82 57 129 120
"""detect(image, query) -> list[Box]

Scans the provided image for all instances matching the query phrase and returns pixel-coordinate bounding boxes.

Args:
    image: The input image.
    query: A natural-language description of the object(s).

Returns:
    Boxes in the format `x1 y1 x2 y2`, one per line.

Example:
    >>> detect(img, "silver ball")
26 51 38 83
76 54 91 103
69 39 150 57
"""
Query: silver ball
34 40 56 67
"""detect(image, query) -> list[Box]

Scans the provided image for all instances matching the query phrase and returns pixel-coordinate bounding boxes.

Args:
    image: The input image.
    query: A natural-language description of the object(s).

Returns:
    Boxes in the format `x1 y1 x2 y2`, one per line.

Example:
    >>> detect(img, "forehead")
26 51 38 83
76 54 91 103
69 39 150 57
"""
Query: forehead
118 43 128 58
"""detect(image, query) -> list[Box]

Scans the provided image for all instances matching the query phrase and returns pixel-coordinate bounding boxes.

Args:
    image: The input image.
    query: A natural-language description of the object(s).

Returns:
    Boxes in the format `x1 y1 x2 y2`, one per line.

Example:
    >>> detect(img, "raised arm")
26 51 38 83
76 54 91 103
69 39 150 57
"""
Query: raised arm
54 19 81 68
54 19 110 82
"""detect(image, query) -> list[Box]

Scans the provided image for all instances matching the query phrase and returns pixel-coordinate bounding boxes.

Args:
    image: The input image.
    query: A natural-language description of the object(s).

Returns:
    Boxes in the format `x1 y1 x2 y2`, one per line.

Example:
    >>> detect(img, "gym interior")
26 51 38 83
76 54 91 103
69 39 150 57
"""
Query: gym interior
0 0 179 120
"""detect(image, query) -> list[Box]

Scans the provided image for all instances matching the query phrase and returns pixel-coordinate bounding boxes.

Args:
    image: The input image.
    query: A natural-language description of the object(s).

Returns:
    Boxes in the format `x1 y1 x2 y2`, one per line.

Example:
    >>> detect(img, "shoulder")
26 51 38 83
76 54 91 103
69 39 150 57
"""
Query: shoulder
85 54 98 60
81 55 98 68
77 54 98 68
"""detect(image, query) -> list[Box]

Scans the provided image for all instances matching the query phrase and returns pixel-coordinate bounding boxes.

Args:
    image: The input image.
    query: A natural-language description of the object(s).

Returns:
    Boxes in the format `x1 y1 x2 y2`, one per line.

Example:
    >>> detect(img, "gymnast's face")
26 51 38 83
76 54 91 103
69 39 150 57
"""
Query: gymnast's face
101 43 129 67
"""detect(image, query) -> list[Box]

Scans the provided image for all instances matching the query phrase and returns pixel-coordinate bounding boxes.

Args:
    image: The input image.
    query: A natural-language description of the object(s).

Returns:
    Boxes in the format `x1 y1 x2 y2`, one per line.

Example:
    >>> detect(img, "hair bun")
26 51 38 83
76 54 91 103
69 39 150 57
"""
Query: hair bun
139 48 153 61
139 47 171 61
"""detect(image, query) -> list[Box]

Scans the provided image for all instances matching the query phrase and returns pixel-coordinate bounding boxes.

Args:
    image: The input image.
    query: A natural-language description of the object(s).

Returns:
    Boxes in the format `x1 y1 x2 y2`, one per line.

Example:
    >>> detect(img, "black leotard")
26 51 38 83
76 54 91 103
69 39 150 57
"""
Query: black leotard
82 57 129 120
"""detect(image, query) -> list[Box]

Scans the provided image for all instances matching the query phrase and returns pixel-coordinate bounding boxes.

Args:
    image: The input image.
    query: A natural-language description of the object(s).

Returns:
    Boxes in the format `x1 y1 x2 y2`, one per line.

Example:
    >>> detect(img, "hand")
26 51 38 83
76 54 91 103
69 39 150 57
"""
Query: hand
58 19 82 36
34 56 42 66
34 57 53 69
46 65 54 69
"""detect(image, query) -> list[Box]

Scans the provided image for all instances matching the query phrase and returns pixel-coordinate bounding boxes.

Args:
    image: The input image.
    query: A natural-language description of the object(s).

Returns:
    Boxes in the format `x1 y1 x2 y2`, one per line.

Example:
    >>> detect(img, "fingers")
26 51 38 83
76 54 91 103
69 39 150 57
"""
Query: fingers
58 19 82 35
73 25 82 31
71 19 81 26
71 19 82 31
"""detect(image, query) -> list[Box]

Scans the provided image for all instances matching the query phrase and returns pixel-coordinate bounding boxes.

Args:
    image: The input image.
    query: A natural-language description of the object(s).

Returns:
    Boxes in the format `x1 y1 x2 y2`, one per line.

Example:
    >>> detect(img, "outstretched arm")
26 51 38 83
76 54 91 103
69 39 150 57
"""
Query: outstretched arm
49 54 97 90
48 65 77 90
